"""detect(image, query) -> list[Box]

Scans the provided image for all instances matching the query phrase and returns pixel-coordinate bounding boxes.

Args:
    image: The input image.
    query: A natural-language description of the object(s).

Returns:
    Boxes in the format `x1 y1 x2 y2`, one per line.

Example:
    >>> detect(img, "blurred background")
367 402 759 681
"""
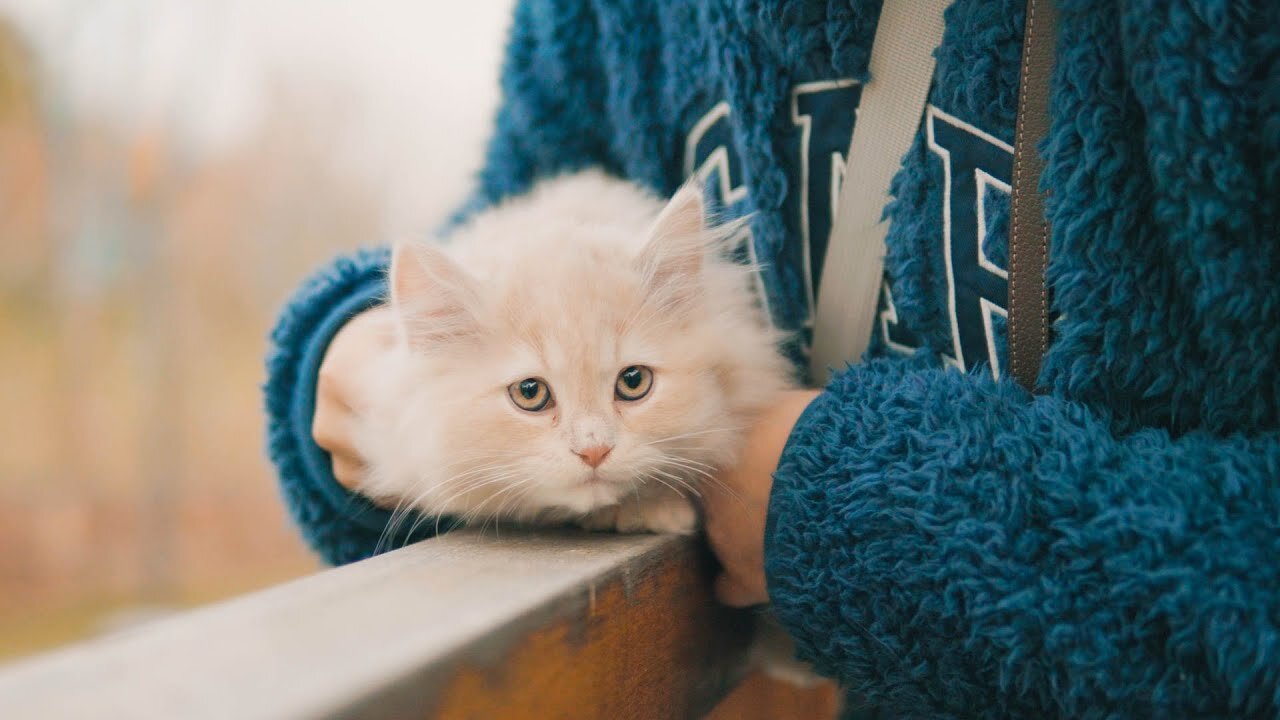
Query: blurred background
0 0 513 660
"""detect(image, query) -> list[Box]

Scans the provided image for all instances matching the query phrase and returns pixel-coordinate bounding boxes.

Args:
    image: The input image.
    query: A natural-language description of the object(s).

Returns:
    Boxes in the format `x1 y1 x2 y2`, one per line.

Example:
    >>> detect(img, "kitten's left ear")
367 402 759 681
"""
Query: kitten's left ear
389 242 483 352
635 180 707 306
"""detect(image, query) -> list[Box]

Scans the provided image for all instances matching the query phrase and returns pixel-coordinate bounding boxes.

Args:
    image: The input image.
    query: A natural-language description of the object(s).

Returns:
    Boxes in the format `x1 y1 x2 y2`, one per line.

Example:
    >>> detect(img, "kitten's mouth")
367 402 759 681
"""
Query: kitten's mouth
579 469 622 488
570 473 625 512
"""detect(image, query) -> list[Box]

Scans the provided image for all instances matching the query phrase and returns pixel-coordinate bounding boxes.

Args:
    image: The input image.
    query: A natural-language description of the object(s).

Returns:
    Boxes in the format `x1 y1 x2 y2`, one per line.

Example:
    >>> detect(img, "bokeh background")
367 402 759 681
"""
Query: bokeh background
0 0 513 660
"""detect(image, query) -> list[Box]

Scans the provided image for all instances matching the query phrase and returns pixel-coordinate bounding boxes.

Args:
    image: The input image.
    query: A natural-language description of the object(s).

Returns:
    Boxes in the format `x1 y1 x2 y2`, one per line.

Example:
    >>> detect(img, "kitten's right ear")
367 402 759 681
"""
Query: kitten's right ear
635 180 708 308
389 243 482 352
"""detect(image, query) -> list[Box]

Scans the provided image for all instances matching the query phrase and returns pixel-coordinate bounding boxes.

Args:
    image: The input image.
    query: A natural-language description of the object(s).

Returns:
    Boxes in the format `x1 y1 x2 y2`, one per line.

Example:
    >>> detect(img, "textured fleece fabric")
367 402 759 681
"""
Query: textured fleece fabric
264 0 1280 716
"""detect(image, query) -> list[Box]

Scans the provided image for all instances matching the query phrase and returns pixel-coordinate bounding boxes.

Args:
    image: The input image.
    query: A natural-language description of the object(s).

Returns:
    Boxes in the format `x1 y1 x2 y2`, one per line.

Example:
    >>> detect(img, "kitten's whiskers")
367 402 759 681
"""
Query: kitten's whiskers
640 426 743 447
657 454 750 515
648 466 702 498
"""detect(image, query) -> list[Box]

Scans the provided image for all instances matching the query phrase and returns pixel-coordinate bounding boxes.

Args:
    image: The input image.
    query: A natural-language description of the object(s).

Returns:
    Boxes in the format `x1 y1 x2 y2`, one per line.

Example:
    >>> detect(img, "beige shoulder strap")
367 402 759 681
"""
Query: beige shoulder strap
810 0 1058 391
809 0 951 383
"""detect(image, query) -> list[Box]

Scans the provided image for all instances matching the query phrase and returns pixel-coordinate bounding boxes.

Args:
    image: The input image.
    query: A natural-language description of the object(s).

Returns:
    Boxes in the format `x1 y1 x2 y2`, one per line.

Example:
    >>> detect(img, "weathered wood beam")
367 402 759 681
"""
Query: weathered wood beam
0 529 755 720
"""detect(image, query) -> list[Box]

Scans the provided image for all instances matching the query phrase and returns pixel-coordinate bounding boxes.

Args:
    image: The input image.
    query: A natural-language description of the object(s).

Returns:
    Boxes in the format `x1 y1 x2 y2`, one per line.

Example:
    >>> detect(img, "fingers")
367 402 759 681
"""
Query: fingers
310 307 394 492
706 471 762 604
330 453 366 491
312 406 364 490
715 572 768 608
311 393 352 450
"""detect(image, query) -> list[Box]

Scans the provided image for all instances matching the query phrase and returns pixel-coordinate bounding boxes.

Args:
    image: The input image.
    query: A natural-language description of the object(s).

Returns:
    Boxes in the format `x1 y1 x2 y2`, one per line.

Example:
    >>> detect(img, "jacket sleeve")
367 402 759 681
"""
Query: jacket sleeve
765 356 1280 717
264 0 610 565
264 247 409 566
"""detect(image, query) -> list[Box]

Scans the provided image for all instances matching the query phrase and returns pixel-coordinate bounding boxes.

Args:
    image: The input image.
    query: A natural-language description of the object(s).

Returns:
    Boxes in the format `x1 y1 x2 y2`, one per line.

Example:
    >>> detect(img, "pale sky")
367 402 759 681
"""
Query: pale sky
1 0 515 234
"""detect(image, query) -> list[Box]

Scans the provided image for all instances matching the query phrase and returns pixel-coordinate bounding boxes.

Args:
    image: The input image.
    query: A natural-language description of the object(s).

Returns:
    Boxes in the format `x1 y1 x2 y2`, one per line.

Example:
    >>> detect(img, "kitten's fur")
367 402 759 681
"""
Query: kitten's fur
355 170 794 534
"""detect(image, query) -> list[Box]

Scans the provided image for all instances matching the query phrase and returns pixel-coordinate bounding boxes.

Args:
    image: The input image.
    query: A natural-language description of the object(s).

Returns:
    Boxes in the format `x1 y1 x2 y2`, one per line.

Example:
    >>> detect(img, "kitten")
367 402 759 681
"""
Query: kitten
355 170 822 687
353 169 795 534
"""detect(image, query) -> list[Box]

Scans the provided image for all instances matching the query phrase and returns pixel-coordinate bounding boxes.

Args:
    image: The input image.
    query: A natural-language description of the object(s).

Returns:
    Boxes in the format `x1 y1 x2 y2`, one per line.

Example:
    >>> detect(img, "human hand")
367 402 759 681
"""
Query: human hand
702 389 820 607
311 306 395 491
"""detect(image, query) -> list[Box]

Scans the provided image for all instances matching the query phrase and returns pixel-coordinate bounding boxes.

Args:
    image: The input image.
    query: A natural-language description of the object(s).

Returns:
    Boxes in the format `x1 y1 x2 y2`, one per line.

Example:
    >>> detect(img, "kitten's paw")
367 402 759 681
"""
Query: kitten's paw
617 493 699 535
576 505 621 532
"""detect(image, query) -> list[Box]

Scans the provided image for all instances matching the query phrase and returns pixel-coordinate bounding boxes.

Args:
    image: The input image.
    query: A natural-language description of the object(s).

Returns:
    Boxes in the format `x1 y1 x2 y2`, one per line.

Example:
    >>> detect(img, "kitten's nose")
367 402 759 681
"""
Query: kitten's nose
575 445 613 468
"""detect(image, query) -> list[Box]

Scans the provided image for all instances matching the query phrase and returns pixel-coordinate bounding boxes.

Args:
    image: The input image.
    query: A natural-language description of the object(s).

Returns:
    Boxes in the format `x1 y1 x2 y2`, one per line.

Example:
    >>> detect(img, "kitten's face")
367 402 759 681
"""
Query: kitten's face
376 178 780 519
417 278 735 515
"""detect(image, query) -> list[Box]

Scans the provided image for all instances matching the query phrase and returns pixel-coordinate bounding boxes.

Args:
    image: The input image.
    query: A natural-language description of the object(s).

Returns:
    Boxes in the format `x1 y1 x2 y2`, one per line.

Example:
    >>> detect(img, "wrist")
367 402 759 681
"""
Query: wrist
748 390 822 477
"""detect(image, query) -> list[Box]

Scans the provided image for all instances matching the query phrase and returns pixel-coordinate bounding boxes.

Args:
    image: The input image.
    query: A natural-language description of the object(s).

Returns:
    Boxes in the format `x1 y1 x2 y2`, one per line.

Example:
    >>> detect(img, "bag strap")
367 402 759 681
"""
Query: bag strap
1008 0 1058 392
808 0 950 383
810 0 1059 391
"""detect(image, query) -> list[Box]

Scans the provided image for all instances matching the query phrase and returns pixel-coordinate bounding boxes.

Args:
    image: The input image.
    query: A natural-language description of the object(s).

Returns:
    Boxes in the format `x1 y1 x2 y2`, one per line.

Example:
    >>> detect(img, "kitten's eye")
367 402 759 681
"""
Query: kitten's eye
615 365 654 401
508 378 553 412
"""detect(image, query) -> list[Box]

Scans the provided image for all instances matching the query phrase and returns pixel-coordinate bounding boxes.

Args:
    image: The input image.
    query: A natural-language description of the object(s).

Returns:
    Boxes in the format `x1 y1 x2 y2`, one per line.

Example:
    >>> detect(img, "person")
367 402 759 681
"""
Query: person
265 0 1280 715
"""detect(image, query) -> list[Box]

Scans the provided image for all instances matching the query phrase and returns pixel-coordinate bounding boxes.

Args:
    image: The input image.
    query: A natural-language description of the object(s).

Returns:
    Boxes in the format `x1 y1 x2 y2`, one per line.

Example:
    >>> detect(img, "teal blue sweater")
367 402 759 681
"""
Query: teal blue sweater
266 0 1280 715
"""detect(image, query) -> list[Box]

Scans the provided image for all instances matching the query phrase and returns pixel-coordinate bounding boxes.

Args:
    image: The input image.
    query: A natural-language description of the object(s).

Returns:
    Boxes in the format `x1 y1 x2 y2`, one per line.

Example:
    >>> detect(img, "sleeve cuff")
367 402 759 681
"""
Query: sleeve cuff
264 247 402 564
763 379 844 589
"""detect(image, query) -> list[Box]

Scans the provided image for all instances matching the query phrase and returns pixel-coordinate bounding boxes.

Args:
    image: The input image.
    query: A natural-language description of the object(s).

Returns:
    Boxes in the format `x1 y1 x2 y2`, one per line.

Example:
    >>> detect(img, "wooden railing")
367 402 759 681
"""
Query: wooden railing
0 529 837 719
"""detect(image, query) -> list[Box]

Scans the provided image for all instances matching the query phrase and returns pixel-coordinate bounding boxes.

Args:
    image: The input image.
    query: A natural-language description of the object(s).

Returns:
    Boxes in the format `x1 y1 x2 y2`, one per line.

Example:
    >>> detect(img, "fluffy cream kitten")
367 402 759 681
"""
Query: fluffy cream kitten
354 169 793 534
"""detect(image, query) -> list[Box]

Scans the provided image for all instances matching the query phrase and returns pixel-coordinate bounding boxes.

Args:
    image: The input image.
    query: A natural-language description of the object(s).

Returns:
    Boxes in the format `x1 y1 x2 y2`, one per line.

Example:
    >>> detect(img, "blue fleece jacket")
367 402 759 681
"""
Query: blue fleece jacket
265 0 1280 716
